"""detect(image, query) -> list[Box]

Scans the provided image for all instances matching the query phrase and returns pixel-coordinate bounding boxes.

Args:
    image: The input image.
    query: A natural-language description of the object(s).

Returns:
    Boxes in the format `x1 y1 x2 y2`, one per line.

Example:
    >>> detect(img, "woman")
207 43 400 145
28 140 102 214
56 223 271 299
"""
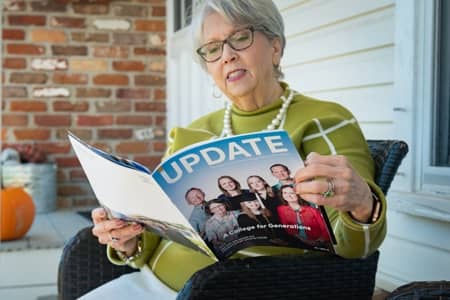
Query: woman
247 175 282 217
204 199 239 247
217 175 249 210
277 185 330 243
237 193 276 239
87 0 386 298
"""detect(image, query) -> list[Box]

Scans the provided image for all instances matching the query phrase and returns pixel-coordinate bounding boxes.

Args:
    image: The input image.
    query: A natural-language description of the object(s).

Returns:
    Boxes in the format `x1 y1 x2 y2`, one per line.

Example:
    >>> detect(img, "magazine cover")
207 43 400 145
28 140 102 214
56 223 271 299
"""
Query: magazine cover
69 130 336 261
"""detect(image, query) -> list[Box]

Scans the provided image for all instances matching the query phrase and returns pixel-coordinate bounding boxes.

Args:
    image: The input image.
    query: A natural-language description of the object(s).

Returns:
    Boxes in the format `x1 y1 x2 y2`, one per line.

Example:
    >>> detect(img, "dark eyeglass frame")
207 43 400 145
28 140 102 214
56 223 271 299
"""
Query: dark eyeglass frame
196 26 255 63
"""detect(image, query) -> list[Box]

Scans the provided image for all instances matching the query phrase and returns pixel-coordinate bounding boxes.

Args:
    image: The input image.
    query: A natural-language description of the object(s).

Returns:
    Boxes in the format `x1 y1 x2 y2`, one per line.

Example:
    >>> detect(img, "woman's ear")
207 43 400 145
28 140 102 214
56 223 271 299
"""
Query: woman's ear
271 37 283 66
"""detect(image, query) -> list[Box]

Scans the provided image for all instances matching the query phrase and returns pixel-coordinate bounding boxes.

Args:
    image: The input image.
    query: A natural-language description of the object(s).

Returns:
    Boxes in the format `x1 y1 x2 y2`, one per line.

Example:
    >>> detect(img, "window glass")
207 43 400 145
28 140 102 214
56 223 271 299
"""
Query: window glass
434 0 450 167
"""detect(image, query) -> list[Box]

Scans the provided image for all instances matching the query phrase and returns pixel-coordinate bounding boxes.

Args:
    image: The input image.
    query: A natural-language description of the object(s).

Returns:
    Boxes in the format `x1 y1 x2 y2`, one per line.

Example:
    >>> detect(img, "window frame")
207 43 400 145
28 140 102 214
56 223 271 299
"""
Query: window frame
419 0 450 195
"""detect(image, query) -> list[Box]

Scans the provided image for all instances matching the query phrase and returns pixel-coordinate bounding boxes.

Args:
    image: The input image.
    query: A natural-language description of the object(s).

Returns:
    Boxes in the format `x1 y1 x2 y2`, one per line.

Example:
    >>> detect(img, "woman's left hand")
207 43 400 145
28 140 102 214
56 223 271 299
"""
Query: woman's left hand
294 152 373 223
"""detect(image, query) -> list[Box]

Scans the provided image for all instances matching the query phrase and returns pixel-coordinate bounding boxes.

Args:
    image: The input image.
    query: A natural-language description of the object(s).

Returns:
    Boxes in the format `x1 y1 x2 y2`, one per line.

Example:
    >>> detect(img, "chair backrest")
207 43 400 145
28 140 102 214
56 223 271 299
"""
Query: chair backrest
367 140 409 195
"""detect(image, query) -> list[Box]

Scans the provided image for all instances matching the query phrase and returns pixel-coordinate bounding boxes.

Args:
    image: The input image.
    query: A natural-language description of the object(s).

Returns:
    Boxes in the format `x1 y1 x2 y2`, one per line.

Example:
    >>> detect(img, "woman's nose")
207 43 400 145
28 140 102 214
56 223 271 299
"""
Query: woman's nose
221 43 237 63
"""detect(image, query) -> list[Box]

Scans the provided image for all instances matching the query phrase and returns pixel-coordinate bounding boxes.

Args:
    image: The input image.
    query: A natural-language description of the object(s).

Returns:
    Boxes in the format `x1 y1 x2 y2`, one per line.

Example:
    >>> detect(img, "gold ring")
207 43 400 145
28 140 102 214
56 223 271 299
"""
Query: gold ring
322 179 335 198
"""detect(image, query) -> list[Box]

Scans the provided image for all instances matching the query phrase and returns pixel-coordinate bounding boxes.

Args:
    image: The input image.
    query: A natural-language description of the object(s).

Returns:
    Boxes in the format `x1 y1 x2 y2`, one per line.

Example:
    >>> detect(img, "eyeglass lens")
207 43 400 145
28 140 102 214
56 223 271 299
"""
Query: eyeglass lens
198 28 254 62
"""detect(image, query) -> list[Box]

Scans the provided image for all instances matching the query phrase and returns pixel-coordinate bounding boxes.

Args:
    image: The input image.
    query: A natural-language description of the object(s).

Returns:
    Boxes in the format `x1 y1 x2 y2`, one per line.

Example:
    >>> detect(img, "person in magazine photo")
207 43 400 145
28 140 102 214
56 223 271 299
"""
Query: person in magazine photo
246 175 282 218
85 1 387 299
270 163 295 192
216 175 250 211
277 185 331 248
185 187 209 237
204 199 239 247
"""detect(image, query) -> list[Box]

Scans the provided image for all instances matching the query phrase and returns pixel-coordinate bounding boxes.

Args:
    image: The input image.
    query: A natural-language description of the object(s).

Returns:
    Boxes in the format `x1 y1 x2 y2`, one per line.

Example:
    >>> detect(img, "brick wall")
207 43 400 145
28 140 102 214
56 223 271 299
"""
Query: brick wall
2 0 167 209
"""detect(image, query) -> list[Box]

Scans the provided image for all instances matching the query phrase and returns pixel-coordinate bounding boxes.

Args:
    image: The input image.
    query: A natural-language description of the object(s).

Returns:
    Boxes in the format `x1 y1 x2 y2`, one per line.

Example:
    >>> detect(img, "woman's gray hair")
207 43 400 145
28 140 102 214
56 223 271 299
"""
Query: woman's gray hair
192 0 285 79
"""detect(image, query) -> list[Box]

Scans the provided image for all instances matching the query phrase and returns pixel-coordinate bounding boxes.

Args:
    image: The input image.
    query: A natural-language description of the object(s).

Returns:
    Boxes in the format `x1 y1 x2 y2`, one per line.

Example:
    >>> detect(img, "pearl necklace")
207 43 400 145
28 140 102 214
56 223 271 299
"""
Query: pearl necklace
221 88 294 137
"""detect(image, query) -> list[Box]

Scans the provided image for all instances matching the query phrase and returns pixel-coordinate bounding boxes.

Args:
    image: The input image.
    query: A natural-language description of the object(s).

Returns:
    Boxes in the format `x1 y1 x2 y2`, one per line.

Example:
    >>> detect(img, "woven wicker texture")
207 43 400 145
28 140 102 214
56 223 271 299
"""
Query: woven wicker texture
177 251 379 300
58 140 408 300
57 227 136 300
386 281 450 300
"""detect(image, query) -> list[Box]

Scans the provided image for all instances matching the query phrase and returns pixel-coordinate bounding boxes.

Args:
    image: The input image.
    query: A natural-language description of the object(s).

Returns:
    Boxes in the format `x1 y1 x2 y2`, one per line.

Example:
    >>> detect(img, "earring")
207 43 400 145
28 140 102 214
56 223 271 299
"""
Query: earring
212 84 222 99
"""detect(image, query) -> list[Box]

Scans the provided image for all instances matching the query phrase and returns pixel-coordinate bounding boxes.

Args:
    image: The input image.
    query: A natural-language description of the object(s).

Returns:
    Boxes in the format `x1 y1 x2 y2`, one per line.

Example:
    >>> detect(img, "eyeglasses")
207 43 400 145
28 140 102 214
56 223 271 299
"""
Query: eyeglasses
196 27 255 63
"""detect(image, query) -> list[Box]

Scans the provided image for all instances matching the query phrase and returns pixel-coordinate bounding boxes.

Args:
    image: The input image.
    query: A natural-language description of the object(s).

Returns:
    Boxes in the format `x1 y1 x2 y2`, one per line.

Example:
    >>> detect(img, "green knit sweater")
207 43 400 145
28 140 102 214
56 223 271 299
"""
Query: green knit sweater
108 82 386 291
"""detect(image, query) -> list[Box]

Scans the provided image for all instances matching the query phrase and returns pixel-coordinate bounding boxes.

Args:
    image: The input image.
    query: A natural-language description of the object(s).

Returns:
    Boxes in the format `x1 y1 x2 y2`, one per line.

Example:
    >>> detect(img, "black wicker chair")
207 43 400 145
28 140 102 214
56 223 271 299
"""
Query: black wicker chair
58 140 408 300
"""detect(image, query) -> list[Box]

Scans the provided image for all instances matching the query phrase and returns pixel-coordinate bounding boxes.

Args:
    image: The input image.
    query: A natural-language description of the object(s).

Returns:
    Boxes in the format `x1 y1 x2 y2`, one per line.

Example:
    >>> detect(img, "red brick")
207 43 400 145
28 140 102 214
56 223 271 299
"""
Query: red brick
55 156 81 168
1 128 7 141
56 128 92 140
76 88 111 98
58 185 88 196
2 114 28 126
3 29 25 40
135 20 165 32
7 44 45 55
133 155 162 169
151 6 165 17
113 61 145 71
53 100 89 112
3 58 27 69
116 88 150 99
93 46 129 58
98 129 133 139
113 4 148 17
3 86 27 97
51 16 86 28
112 33 147 46
14 129 50 140
40 142 71 154
135 75 165 86
52 45 88 56
155 116 166 126
116 115 152 125
134 47 165 56
3 1 26 11
153 88 165 100
53 73 88 84
30 1 67 12
71 32 109 43
70 169 87 180
10 72 48 84
77 115 114 126
35 115 72 126
135 102 166 112
152 140 166 151
116 141 151 154
31 29 67 43
10 100 47 112
8 15 46 26
95 101 131 112
73 4 109 14
93 74 129 85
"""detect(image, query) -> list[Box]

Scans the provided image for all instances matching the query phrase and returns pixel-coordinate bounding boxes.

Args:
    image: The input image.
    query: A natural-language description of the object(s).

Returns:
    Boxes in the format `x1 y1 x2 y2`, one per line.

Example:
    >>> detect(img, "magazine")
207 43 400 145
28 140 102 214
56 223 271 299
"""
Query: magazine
69 130 336 261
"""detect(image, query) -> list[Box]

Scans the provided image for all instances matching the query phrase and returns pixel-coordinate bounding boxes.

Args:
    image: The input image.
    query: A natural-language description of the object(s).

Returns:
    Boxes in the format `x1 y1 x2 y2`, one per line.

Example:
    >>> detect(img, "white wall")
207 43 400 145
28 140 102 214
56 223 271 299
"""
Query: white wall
166 0 450 290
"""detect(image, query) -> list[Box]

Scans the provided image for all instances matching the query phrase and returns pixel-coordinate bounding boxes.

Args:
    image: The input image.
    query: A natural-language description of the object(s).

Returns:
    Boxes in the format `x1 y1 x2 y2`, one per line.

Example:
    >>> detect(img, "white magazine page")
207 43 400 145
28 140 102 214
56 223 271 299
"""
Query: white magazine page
69 134 191 227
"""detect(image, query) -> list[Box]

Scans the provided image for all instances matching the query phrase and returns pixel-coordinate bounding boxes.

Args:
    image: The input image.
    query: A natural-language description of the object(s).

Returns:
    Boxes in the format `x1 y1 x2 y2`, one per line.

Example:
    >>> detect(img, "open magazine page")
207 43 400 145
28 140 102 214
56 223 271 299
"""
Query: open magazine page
152 130 336 260
68 133 217 260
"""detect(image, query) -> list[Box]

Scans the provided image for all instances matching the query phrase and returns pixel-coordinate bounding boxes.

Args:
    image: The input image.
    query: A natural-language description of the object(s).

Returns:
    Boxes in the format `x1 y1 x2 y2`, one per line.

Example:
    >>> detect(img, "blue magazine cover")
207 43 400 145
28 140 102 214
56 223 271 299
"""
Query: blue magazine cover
69 130 336 261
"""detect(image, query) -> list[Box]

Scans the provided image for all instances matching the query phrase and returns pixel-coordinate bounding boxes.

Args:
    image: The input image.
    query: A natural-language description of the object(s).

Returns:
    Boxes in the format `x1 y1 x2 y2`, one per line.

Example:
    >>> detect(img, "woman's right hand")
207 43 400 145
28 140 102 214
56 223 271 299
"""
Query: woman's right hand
91 207 144 256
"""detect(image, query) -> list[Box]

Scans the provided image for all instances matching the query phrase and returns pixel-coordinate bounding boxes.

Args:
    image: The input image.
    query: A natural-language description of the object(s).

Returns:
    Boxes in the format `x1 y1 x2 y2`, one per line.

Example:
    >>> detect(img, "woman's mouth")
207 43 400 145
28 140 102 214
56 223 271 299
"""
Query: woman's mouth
227 69 246 82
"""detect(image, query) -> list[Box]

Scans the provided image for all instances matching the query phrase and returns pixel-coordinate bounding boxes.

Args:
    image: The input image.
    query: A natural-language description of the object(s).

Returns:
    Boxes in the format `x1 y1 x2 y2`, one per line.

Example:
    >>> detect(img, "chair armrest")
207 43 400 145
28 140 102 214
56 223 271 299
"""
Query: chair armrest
57 226 137 300
177 251 379 300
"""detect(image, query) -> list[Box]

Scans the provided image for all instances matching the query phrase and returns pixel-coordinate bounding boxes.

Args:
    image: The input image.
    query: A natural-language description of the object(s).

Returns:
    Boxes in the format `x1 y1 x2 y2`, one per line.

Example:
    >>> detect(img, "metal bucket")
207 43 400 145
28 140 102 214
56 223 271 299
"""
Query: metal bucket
2 163 57 213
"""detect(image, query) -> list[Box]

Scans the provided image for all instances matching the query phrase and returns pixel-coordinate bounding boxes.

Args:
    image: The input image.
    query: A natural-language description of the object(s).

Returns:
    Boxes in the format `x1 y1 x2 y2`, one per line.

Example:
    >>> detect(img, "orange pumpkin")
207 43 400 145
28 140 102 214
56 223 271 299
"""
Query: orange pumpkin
1 187 35 241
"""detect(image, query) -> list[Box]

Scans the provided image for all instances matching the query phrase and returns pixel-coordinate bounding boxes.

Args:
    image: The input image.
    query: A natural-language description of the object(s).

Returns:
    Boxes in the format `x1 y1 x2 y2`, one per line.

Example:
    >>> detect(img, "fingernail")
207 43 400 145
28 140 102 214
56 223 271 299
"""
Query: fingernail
133 224 142 231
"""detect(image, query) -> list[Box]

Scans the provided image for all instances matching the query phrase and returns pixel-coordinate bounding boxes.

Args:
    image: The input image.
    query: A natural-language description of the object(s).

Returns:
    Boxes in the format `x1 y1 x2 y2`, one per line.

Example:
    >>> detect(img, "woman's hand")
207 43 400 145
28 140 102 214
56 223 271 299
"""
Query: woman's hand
294 152 373 223
91 207 143 256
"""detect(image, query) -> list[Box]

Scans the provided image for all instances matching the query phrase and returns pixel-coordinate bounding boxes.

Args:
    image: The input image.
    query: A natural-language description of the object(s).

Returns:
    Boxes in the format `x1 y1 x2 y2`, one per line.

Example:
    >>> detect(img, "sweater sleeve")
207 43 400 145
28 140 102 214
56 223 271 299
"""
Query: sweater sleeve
298 104 387 258
107 231 161 268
